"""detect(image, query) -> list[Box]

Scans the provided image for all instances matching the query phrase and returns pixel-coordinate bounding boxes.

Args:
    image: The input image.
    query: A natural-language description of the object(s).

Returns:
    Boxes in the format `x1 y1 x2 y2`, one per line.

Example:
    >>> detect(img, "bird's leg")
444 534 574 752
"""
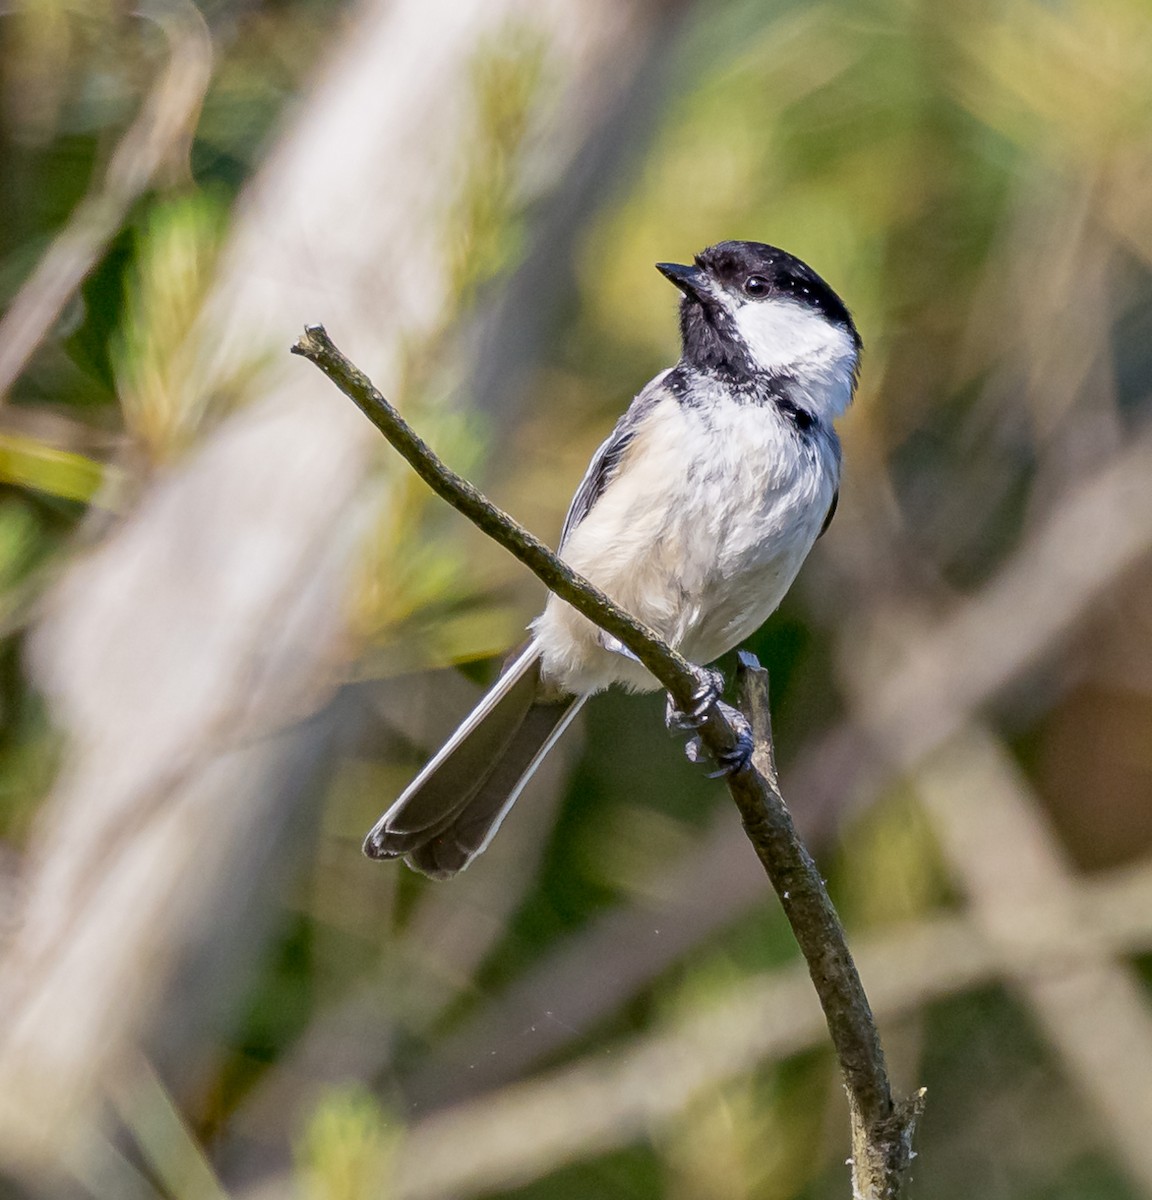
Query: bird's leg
666 665 754 777
604 637 754 777
599 631 642 662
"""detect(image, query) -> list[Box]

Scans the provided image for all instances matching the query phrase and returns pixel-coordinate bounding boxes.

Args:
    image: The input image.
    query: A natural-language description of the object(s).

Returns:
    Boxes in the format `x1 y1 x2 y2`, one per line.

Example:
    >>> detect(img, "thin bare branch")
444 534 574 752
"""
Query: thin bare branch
291 323 921 1198
291 324 706 713
735 658 924 1197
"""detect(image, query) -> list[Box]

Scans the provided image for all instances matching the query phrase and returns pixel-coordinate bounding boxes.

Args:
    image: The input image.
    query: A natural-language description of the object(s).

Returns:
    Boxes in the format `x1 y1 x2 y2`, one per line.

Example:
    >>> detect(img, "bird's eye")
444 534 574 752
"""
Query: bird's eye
744 275 770 297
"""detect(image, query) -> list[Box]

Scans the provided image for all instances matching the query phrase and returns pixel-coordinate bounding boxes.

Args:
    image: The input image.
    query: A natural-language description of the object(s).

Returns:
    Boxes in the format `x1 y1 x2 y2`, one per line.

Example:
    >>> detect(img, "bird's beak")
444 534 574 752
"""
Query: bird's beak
656 261 710 304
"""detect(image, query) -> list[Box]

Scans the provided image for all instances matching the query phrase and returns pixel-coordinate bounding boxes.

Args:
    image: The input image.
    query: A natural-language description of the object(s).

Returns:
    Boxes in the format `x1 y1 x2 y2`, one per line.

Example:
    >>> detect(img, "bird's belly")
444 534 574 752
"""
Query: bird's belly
533 399 838 695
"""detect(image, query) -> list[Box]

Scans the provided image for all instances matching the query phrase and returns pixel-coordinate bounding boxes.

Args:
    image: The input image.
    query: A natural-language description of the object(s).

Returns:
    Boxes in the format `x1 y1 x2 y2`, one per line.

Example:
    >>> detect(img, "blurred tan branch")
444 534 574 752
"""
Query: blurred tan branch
108 1055 232 1200
919 726 1152 1195
235 852 1152 1200
292 324 923 1199
404 858 1152 1200
0 0 212 401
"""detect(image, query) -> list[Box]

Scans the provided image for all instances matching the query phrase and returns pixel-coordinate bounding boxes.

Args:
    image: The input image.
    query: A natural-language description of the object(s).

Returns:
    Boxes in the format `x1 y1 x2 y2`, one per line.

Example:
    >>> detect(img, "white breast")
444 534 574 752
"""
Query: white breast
532 387 840 695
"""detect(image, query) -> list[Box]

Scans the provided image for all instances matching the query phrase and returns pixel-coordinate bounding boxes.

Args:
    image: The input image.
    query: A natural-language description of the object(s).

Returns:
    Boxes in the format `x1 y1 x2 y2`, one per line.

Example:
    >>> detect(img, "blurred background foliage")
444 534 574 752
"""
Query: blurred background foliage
2 0 1152 1197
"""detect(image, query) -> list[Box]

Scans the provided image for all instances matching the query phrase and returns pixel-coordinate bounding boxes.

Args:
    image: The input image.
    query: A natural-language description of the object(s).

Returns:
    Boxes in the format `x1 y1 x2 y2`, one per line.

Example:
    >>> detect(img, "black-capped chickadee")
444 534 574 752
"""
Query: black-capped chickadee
364 241 861 878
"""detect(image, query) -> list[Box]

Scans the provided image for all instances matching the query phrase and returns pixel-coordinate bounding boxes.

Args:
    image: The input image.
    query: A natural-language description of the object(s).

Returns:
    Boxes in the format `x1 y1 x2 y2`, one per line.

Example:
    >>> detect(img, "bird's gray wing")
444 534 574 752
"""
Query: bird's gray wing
558 371 670 548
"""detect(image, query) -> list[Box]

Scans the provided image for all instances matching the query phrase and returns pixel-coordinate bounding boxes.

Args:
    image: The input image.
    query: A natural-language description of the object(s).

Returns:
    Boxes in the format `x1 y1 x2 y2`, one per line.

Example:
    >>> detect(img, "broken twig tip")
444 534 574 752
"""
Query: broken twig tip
291 324 329 358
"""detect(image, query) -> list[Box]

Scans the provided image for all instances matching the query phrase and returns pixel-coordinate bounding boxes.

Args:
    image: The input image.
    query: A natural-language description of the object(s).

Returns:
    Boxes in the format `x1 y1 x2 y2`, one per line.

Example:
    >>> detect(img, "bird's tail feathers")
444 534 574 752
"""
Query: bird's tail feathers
363 642 583 878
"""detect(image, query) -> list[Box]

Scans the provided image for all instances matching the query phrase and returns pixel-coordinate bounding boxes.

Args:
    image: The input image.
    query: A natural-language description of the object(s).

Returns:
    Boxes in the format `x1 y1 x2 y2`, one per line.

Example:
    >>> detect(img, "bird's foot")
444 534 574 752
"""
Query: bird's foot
665 665 726 733
668 667 755 777
682 704 754 777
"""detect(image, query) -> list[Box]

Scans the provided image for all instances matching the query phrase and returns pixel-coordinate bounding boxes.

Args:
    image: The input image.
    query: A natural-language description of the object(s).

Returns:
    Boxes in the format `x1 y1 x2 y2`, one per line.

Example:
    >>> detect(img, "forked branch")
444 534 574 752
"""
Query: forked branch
291 323 924 1197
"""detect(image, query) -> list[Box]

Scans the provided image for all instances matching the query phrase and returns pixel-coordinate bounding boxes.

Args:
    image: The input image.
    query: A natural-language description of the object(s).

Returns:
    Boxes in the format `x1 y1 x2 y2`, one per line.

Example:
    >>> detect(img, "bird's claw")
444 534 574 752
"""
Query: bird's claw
705 706 754 777
665 666 726 733
667 670 755 776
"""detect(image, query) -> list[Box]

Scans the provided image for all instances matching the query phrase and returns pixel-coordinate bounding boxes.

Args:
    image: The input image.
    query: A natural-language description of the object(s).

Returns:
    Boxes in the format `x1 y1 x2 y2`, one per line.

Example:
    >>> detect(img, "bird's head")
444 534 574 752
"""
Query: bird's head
657 241 860 420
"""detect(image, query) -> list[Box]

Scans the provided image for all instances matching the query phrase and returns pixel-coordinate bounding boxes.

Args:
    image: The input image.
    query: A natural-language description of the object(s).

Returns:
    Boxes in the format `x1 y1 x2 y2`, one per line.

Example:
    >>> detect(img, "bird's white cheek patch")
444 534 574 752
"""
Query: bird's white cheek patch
733 300 857 416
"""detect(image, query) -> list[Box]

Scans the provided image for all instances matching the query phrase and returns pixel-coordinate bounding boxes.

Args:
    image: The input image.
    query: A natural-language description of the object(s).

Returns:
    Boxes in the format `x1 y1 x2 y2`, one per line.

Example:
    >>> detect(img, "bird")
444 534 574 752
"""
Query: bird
364 240 861 878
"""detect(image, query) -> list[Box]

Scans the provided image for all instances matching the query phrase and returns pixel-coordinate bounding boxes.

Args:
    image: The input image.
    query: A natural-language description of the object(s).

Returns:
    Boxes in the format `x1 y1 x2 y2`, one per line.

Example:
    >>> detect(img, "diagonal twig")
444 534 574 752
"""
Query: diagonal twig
292 323 924 1197
293 325 706 714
